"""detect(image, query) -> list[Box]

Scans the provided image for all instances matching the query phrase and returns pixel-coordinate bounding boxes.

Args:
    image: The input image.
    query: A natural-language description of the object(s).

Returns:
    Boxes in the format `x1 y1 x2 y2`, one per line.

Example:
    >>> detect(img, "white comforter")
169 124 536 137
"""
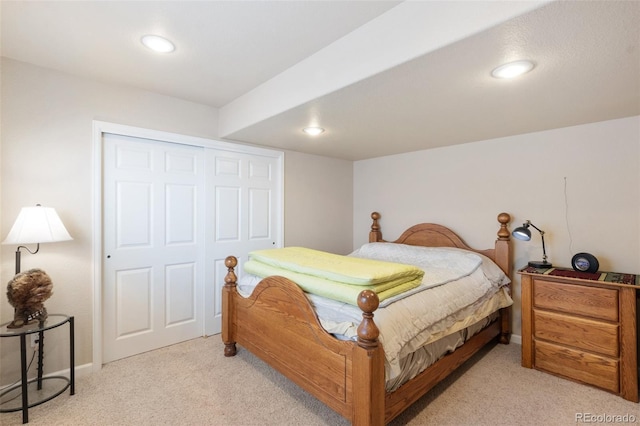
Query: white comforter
236 243 513 384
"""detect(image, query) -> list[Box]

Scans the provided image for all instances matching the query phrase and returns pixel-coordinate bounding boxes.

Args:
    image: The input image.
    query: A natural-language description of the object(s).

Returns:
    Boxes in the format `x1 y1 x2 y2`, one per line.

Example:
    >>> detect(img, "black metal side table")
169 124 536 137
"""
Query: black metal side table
0 314 75 423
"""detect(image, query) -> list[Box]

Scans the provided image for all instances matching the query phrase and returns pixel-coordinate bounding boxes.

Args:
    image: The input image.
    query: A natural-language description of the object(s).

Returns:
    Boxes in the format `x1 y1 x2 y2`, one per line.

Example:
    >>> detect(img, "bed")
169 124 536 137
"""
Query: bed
222 212 513 425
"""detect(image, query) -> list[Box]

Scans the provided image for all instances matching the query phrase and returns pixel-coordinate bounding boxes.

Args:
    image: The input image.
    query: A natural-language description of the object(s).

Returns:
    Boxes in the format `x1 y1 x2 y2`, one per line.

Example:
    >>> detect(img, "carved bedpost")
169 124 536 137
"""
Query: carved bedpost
496 212 511 241
353 290 384 426
222 256 238 357
356 290 380 349
369 212 383 243
493 212 511 274
495 213 512 344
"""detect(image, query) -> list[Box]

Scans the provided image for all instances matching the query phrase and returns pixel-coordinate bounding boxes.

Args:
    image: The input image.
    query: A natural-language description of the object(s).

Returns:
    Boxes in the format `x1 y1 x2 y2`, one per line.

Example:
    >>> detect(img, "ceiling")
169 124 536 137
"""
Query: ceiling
2 1 639 161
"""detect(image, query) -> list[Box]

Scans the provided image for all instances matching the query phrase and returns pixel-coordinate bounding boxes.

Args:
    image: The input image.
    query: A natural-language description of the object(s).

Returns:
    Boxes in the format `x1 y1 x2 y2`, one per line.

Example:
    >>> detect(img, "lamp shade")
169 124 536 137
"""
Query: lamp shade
512 225 532 241
2 206 72 245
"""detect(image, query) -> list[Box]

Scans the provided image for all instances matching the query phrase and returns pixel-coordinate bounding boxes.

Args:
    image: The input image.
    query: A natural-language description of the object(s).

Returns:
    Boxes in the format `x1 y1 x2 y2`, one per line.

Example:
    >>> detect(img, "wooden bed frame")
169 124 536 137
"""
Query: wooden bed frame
222 212 512 425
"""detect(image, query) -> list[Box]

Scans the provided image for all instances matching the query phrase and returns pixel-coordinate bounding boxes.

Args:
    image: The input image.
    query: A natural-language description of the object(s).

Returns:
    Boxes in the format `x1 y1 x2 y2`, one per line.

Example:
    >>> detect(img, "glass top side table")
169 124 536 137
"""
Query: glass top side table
0 314 75 423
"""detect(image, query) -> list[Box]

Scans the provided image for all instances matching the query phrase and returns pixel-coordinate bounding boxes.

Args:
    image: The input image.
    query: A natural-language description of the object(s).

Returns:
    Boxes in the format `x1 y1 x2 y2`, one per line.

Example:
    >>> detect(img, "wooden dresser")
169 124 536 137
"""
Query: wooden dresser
519 266 639 402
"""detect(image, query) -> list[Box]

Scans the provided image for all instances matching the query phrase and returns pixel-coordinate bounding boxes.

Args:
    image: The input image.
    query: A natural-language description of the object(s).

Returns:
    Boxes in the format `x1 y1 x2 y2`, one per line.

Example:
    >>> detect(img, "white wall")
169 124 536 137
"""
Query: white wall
0 58 353 379
284 150 353 254
354 116 640 336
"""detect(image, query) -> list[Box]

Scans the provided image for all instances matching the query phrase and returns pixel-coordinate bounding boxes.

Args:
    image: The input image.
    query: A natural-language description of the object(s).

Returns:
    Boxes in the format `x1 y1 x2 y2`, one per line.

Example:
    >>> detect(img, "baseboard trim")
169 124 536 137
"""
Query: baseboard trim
74 363 95 378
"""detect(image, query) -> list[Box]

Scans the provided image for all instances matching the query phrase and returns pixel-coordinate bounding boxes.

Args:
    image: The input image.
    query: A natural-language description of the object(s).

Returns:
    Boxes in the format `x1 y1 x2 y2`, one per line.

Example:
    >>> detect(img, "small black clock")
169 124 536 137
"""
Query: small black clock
571 252 599 273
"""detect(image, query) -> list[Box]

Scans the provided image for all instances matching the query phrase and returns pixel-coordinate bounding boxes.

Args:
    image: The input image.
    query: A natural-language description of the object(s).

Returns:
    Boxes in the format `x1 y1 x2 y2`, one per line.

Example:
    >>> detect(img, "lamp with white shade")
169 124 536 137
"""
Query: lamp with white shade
2 204 73 274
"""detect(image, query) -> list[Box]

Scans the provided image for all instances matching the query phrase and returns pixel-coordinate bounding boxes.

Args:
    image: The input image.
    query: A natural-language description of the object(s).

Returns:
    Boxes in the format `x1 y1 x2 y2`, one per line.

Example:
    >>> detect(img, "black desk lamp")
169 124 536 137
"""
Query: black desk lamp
512 220 552 268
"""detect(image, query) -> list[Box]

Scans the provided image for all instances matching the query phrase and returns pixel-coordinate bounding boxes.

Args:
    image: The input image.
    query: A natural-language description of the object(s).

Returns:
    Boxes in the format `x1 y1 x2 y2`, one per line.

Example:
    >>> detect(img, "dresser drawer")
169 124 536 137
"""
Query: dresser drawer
534 340 619 393
534 310 619 357
533 279 618 321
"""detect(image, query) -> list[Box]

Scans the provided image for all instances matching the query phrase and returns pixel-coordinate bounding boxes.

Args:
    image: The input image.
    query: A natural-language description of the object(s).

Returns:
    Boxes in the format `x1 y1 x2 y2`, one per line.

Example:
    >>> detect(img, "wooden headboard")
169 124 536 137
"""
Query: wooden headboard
368 212 512 276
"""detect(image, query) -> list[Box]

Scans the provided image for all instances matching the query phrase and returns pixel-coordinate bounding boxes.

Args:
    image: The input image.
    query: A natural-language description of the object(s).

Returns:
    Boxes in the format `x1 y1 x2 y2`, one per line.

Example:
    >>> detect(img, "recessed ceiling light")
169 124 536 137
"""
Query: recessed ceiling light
141 35 175 53
303 127 324 136
491 60 535 79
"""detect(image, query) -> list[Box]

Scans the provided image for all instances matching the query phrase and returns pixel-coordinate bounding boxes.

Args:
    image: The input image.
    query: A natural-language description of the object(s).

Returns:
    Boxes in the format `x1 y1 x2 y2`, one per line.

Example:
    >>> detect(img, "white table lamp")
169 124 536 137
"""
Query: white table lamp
2 204 73 274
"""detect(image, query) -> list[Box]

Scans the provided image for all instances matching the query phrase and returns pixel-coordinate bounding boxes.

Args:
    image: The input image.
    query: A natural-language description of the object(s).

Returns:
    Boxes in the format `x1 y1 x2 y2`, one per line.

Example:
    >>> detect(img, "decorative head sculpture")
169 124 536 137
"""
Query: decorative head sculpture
6 268 53 328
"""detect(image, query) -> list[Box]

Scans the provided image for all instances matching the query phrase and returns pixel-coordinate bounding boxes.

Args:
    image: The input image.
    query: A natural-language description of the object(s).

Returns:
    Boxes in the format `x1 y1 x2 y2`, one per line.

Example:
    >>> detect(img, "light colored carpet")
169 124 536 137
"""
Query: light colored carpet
2 336 638 425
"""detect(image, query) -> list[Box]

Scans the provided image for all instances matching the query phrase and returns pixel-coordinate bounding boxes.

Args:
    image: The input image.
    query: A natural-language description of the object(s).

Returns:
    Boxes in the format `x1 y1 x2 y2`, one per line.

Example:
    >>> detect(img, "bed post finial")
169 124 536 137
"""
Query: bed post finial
224 256 238 286
369 212 382 243
356 290 380 349
496 212 511 241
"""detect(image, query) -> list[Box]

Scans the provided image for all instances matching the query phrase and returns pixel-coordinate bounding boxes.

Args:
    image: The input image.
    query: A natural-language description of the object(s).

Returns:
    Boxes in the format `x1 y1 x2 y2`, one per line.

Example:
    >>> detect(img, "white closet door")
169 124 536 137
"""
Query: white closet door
102 133 205 363
205 149 283 335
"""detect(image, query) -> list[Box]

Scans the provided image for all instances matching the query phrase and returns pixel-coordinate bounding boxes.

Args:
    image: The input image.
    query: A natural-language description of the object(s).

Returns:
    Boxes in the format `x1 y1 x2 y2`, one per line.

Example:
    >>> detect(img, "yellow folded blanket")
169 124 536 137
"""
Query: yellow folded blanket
244 259 422 306
249 247 423 285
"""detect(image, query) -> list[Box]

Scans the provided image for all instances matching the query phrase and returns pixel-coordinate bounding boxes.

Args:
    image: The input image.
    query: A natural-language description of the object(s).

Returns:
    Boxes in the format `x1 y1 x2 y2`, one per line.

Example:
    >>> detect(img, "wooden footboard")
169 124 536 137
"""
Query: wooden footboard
222 212 512 425
222 256 385 424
